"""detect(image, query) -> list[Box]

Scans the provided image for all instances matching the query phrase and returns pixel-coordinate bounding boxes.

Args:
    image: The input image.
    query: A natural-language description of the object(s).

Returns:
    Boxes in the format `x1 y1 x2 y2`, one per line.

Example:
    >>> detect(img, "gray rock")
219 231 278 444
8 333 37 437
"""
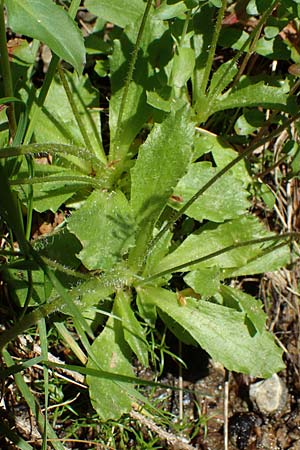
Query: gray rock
249 374 287 415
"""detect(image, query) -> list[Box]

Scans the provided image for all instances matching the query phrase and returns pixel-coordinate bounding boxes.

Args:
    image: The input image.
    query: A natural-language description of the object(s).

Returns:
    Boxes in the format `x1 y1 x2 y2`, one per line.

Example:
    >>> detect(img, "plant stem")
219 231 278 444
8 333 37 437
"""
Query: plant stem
0 297 62 351
110 0 153 163
58 64 96 157
180 9 192 46
208 0 279 101
0 0 17 138
199 0 227 96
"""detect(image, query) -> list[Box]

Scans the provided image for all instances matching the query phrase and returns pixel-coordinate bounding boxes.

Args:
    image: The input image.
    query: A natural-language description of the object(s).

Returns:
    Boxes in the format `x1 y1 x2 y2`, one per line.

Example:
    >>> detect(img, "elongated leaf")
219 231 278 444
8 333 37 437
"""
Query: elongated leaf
68 190 136 270
172 47 195 88
223 243 291 278
114 290 148 366
193 131 251 183
171 161 250 222
142 286 284 377
154 1 188 19
30 72 103 159
109 18 167 158
86 0 145 28
184 267 220 297
154 215 289 276
5 0 85 73
208 60 238 96
0 143 103 174
213 80 290 114
136 291 157 327
86 315 134 420
129 107 193 267
13 162 96 212
220 285 266 334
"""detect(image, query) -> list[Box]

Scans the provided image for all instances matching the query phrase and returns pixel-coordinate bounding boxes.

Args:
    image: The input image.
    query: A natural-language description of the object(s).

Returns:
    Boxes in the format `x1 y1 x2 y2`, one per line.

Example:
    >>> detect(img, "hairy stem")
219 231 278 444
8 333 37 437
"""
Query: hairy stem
110 0 153 163
199 0 227 96
0 0 17 138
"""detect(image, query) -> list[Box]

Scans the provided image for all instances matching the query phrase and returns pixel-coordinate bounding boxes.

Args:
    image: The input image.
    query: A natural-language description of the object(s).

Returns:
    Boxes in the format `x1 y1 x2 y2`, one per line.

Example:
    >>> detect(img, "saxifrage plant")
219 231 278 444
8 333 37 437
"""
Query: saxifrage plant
1 0 300 429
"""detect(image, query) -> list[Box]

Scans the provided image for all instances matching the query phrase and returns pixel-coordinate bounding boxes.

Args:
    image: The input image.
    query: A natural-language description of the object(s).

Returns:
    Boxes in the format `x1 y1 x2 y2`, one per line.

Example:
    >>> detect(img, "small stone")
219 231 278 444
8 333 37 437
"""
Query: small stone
249 374 287 415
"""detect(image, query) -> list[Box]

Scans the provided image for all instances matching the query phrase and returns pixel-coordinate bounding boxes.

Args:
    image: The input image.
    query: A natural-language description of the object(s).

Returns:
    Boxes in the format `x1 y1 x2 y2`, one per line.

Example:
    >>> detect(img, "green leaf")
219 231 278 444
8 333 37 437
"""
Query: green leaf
172 47 195 88
223 243 290 278
85 0 145 28
3 268 51 307
154 1 188 20
208 60 238 96
159 309 198 345
193 130 252 184
68 190 136 270
171 161 250 222
184 267 220 297
213 79 290 114
142 286 284 377
136 290 157 327
219 28 250 52
86 315 134 420
34 227 81 269
234 109 265 136
58 276 115 323
13 162 95 212
30 72 103 159
220 285 266 334
129 108 193 267
146 89 173 112
0 143 103 174
5 0 85 73
154 215 289 276
255 36 291 60
114 290 149 367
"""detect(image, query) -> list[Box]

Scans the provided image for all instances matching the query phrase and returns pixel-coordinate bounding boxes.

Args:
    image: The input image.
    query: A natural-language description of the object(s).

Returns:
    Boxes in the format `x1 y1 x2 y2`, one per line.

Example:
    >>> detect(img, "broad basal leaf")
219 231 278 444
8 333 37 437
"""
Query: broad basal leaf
30 72 103 160
68 190 136 270
184 267 220 297
171 161 250 222
193 130 252 184
212 79 290 115
114 290 148 367
5 0 85 73
141 286 284 377
153 215 289 276
86 315 134 420
223 243 290 278
86 0 145 28
220 285 266 334
129 107 193 267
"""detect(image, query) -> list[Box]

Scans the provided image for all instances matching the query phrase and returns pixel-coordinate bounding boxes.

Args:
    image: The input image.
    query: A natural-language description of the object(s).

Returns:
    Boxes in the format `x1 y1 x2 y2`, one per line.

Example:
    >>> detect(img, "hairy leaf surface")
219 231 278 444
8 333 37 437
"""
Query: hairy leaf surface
171 161 250 222
68 190 136 270
86 315 134 420
142 286 284 377
130 108 193 266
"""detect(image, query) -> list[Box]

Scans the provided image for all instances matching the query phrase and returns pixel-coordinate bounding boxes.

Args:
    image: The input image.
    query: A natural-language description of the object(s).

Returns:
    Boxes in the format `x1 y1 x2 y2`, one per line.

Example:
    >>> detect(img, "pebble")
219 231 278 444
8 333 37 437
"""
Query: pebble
249 374 287 415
